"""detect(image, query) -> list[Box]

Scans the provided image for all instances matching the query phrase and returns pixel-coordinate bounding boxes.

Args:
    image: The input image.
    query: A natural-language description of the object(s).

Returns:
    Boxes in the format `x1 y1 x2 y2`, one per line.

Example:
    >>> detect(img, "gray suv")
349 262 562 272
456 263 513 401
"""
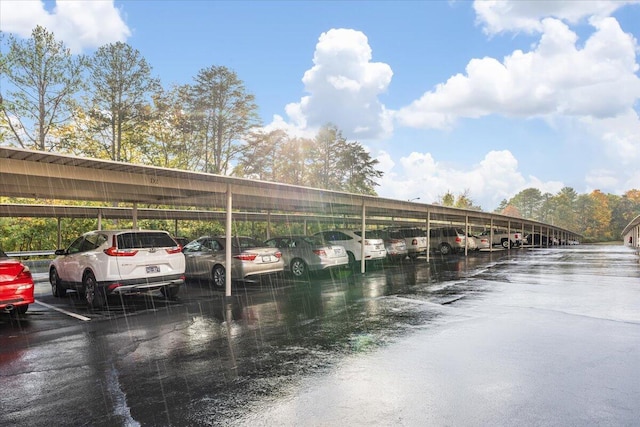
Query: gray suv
429 227 469 255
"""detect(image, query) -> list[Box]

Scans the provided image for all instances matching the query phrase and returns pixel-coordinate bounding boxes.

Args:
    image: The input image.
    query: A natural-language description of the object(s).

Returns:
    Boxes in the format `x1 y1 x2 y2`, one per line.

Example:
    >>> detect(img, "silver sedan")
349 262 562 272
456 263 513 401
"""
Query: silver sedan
182 236 284 288
264 235 349 278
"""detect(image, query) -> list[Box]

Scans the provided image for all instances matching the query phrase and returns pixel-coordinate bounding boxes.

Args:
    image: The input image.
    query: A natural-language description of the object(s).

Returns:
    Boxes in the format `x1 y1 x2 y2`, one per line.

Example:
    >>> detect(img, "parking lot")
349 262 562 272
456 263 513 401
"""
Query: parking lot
2 245 639 426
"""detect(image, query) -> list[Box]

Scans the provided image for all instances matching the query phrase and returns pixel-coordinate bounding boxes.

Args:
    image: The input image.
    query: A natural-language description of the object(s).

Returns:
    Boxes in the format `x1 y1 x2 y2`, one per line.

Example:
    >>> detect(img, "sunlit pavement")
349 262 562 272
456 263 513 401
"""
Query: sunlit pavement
1 246 639 426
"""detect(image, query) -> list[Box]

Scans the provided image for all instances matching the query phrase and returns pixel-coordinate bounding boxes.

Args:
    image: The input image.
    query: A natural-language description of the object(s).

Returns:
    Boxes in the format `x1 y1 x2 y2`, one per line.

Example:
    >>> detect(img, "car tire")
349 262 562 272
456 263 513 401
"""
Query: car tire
439 243 452 255
211 265 225 289
83 272 105 308
346 251 357 269
290 258 308 279
50 267 67 298
501 239 510 249
160 286 180 299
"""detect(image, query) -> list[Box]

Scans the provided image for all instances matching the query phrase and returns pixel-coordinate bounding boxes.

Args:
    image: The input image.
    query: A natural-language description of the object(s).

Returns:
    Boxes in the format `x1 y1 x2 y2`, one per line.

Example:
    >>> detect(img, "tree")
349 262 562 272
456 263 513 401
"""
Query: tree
187 65 259 174
0 26 87 151
144 85 201 169
274 136 312 186
86 42 159 162
589 190 612 240
508 188 543 218
234 129 287 181
308 124 347 189
439 191 455 206
338 141 383 195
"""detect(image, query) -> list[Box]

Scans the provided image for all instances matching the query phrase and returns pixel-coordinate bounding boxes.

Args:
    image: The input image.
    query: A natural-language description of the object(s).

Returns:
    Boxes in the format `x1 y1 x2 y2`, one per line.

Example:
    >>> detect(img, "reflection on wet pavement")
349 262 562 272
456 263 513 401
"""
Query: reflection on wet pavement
2 246 638 426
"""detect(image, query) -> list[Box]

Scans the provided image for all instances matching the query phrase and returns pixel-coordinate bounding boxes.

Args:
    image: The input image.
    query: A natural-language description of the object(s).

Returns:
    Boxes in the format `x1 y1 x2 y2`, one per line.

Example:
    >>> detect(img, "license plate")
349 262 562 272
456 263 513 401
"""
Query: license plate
375 245 382 250
334 249 342 255
146 265 160 273
262 256 273 262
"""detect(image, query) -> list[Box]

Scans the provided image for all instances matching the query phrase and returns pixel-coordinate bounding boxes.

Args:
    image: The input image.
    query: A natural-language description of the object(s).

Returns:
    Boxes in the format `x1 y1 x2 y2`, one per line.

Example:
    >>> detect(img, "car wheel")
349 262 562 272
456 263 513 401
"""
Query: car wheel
83 272 105 308
501 239 510 249
290 258 308 279
50 267 67 297
346 251 357 269
160 286 179 299
439 243 452 255
211 265 225 289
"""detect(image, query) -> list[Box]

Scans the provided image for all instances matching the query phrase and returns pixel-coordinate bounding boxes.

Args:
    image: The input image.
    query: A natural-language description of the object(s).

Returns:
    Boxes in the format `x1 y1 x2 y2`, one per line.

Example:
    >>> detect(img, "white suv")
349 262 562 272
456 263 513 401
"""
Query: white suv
49 230 185 308
313 229 387 265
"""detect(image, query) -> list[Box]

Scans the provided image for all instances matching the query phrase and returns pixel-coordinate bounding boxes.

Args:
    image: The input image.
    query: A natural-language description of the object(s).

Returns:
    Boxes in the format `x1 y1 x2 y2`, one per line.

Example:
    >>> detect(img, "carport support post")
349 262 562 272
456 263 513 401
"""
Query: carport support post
465 215 469 256
132 203 138 230
57 217 62 249
97 210 102 231
507 221 511 251
225 185 233 297
360 202 366 274
266 211 271 240
426 211 430 262
490 219 494 252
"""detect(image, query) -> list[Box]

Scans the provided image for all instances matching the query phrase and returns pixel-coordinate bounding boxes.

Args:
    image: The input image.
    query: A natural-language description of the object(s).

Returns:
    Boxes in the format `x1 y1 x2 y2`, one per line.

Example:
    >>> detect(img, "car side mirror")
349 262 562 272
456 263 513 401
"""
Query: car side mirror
54 249 66 256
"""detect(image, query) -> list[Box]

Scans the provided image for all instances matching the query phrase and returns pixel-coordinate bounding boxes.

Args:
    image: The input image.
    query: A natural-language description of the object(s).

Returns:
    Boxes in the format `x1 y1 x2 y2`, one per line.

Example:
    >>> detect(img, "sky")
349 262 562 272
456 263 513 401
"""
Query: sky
1 0 640 210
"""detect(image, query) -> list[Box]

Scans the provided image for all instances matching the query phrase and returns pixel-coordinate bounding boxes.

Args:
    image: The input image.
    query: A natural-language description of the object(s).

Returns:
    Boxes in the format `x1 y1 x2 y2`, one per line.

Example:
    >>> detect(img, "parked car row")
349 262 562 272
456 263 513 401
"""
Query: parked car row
0 224 536 312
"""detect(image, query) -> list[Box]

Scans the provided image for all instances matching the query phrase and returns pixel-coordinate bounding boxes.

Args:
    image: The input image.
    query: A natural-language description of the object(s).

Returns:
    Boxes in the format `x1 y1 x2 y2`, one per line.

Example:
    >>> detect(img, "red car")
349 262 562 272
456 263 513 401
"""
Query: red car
0 249 35 316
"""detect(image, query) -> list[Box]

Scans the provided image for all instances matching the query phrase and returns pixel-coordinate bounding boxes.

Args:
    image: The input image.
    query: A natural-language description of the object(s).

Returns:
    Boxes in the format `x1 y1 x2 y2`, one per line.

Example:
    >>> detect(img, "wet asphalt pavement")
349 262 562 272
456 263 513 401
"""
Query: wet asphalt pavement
1 245 639 426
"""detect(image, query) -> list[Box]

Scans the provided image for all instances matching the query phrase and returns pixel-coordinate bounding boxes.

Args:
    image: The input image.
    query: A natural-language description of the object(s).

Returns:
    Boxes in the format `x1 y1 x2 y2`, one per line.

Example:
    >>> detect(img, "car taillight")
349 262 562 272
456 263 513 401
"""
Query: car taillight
412 239 418 245
104 247 138 256
313 249 327 256
105 235 137 256
17 266 32 280
234 253 257 261
165 247 182 254
275 251 282 259
455 236 462 243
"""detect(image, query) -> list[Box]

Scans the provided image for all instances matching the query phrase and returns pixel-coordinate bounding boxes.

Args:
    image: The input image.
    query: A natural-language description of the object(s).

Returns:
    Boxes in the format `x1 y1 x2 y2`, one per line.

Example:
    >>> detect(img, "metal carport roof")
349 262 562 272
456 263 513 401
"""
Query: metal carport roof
1 146 580 294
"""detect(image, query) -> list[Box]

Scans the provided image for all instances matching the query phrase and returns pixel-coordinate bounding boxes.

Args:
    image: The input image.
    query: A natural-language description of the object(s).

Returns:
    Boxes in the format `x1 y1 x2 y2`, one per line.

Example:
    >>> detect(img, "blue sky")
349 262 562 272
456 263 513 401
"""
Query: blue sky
2 1 640 210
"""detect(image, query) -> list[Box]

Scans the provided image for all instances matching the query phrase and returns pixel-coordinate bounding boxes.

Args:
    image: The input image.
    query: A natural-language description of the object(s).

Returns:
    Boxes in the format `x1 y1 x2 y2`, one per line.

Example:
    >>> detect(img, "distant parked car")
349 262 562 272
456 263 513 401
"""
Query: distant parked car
472 234 491 250
0 249 35 316
367 229 408 262
429 227 469 255
466 233 478 251
264 235 348 278
479 228 523 248
387 227 428 260
49 230 185 308
313 229 386 265
183 236 284 287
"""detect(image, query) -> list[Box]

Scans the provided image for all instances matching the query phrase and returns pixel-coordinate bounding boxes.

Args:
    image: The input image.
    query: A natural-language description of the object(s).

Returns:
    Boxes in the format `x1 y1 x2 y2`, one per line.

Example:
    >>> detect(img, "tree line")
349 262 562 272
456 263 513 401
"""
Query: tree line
0 26 382 194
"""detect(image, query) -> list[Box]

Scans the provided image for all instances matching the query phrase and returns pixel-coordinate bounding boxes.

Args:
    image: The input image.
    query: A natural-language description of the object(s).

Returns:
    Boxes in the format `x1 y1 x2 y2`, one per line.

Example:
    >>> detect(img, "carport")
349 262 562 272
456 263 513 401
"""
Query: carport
0 147 580 295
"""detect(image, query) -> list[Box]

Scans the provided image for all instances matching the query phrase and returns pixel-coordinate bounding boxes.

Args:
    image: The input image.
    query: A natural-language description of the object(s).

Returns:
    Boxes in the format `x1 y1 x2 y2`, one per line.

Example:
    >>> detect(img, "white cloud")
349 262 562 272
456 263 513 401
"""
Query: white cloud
0 0 130 52
395 16 640 129
473 0 639 35
376 149 564 210
281 28 394 139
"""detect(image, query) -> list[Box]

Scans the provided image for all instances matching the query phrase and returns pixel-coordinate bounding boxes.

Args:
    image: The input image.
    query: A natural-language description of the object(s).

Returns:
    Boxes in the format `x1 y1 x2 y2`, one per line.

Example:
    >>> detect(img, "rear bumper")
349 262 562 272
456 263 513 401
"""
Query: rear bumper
0 283 35 310
99 274 185 294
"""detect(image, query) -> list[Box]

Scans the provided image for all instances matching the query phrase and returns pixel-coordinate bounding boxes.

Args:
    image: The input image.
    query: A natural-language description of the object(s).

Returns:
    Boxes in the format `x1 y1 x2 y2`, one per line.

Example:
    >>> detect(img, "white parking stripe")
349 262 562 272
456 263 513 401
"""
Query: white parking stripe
35 300 92 321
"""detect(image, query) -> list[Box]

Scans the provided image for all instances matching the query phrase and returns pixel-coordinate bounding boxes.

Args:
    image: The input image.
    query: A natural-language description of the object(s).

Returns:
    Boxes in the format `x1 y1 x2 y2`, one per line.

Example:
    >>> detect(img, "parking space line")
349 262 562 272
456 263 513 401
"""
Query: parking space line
35 300 92 321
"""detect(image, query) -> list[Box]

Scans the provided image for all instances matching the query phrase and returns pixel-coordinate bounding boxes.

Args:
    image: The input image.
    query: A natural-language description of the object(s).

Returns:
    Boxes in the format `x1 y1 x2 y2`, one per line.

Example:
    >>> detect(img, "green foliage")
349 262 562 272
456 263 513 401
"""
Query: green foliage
0 25 87 150
186 65 260 174
502 187 640 242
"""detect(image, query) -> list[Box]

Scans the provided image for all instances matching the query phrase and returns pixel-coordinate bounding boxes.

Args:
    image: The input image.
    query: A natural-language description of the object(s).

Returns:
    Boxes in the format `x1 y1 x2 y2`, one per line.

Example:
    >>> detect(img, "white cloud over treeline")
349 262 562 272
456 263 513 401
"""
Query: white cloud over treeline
0 0 130 52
